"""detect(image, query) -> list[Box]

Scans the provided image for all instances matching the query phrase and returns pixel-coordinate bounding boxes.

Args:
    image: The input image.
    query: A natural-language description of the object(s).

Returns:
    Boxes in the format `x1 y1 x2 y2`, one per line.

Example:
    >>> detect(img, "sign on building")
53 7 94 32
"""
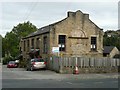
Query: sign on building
52 47 59 53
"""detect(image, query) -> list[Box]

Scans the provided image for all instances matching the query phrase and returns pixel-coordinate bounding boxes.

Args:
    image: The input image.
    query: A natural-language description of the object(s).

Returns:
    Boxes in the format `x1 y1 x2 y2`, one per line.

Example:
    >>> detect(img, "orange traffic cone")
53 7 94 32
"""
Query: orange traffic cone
73 65 79 74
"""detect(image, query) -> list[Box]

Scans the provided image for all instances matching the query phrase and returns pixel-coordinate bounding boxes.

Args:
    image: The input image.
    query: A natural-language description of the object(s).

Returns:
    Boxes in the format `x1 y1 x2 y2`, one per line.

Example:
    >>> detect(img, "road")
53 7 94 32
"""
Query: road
2 65 119 89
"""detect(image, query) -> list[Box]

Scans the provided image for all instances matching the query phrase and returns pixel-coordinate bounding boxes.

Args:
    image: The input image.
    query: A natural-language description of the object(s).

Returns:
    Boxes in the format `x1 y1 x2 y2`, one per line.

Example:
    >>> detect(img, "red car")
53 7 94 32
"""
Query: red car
7 61 17 68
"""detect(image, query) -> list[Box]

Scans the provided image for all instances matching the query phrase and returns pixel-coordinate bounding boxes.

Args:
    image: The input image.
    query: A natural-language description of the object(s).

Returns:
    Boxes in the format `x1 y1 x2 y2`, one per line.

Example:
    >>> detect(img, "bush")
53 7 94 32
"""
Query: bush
19 59 27 68
2 56 14 65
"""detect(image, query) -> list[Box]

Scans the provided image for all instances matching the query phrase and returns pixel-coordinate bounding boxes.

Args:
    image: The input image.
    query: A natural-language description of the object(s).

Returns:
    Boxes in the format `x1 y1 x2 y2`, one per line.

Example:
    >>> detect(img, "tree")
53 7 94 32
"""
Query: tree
3 21 37 57
103 31 120 51
12 21 37 39
4 32 19 57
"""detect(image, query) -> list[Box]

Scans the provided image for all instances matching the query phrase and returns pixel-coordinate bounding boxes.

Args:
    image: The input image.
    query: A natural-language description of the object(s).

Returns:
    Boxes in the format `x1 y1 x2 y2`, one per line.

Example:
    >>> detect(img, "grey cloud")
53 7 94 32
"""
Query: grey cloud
1 2 118 37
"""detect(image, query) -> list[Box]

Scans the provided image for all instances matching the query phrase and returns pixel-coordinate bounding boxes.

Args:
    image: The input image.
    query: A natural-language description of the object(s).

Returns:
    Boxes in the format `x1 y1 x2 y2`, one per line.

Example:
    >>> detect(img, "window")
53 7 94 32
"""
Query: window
36 38 40 49
33 58 44 62
27 40 29 51
91 37 97 51
58 35 66 51
43 36 47 53
24 41 26 51
31 39 34 49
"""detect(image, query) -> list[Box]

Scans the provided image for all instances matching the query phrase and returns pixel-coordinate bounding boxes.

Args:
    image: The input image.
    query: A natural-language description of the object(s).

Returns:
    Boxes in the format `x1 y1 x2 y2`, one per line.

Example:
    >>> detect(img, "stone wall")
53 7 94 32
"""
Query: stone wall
20 33 50 60
60 66 118 74
110 47 120 58
49 10 104 57
20 10 104 61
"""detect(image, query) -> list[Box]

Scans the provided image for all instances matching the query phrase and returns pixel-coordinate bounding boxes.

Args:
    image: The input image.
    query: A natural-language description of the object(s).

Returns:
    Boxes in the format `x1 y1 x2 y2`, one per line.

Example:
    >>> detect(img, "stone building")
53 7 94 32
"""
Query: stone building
20 10 104 60
103 46 120 58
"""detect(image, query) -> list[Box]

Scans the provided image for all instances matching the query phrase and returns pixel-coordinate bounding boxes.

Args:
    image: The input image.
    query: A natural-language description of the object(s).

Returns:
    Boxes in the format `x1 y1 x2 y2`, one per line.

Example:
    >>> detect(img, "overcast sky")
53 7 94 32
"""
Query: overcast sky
0 0 119 37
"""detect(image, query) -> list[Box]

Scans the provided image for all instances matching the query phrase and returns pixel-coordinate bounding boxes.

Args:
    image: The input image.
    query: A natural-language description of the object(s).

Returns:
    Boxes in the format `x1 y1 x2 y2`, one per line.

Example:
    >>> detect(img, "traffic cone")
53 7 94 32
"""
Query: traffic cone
73 65 79 74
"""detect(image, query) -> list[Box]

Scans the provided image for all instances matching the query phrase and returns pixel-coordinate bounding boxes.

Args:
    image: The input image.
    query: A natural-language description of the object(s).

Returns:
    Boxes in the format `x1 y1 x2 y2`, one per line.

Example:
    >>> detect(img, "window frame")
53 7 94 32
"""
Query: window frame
23 40 26 51
58 35 66 52
31 38 34 49
91 37 97 51
43 36 48 54
36 37 40 49
27 39 29 52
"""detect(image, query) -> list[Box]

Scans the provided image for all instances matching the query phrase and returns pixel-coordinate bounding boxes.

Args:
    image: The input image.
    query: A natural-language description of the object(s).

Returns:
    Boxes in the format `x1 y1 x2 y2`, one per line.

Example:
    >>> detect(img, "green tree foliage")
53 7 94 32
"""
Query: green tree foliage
12 21 37 39
4 32 19 57
2 56 14 65
103 31 120 51
2 21 37 57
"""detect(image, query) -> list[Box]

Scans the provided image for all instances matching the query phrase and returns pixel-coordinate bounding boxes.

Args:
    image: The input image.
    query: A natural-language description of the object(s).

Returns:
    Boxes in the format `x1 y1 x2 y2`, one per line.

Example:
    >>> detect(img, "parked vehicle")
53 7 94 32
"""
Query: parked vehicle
26 58 47 71
15 59 19 67
7 61 18 68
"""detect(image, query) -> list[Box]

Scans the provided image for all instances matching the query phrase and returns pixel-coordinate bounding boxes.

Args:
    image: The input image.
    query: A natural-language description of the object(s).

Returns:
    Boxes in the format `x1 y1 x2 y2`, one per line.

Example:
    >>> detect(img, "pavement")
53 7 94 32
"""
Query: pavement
2 65 119 80
1 65 120 88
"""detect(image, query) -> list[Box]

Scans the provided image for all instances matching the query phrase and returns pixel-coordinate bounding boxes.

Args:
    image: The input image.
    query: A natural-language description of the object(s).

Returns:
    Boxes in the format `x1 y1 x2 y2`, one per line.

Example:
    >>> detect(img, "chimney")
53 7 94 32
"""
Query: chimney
84 14 89 19
67 11 75 17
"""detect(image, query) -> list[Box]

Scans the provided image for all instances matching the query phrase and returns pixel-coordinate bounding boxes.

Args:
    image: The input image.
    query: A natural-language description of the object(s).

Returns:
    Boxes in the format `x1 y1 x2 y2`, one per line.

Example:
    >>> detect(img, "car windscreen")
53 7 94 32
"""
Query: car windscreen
33 58 44 62
9 61 15 64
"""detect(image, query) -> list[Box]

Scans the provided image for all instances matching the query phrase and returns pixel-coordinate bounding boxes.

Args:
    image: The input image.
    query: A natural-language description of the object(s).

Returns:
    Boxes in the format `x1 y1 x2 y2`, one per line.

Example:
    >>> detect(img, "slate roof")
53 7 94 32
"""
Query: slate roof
23 10 103 39
23 17 67 39
24 25 51 39
103 46 115 54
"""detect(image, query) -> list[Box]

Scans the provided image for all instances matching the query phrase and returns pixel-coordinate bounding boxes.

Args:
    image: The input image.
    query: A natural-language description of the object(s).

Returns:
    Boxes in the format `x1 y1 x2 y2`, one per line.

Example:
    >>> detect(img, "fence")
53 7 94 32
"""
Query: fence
61 57 120 67
48 56 120 73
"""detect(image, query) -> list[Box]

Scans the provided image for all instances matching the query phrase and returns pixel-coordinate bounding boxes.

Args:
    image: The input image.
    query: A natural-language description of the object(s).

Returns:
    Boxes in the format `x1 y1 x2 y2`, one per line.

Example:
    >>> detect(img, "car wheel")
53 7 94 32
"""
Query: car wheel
26 68 28 71
43 67 47 70
30 66 34 71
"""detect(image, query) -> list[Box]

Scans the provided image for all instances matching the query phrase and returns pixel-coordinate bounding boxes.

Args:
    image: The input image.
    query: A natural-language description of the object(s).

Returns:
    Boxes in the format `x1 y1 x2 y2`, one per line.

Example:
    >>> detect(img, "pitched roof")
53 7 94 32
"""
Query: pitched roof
24 25 50 39
23 10 103 39
23 18 68 39
103 46 115 54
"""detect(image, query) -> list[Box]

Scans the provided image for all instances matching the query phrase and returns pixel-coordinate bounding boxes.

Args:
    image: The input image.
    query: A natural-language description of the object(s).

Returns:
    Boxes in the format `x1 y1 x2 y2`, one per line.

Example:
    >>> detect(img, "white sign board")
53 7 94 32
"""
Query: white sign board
52 47 59 53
